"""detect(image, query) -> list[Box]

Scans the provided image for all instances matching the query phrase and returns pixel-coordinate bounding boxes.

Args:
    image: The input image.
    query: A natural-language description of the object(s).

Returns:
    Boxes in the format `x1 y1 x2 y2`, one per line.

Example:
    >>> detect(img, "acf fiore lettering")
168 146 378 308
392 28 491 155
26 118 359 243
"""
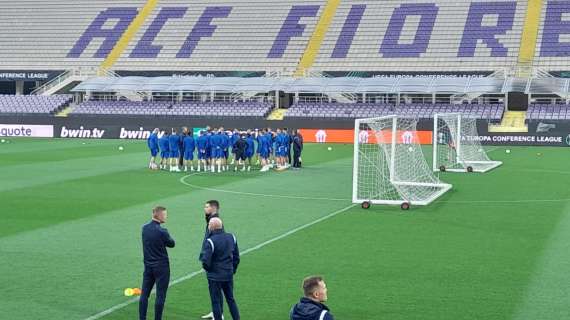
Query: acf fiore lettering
67 1 570 59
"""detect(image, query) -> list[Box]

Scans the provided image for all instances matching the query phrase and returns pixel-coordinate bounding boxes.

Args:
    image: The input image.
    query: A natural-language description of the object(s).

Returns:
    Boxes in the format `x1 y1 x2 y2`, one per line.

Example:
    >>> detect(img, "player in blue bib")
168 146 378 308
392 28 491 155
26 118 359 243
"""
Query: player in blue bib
196 131 209 172
147 128 160 169
245 130 255 171
168 128 181 172
158 131 170 170
209 129 224 173
183 132 196 172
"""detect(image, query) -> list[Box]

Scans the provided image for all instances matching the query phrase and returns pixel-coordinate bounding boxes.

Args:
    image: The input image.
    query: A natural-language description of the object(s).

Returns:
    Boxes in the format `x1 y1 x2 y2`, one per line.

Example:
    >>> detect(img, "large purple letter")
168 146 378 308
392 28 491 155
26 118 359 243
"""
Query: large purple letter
67 8 138 58
176 6 232 58
458 2 516 57
131 7 188 58
331 5 366 58
540 1 570 57
379 4 439 58
267 5 320 58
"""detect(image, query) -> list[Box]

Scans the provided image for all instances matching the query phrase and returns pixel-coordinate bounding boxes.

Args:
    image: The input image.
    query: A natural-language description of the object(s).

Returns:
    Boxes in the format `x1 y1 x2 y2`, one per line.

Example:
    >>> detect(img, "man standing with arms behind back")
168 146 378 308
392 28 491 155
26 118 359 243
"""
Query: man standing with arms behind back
201 200 223 320
139 206 175 320
200 217 240 320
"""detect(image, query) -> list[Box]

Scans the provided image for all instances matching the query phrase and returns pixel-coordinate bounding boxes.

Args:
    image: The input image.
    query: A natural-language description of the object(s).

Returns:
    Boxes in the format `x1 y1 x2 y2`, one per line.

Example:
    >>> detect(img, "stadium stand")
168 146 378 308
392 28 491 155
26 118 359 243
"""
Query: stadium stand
0 94 72 115
0 0 567 73
71 100 273 118
286 103 504 120
527 104 570 120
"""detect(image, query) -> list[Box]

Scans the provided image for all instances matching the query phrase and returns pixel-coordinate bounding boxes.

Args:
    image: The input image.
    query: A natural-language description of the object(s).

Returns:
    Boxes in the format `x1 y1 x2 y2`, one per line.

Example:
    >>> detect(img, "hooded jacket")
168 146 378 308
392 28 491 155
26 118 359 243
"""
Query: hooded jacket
290 297 334 320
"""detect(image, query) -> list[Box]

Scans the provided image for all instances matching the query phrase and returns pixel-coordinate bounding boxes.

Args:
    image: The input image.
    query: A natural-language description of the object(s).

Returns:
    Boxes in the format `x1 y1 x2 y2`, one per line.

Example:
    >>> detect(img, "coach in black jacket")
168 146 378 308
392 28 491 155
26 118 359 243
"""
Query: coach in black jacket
139 206 175 320
200 217 240 320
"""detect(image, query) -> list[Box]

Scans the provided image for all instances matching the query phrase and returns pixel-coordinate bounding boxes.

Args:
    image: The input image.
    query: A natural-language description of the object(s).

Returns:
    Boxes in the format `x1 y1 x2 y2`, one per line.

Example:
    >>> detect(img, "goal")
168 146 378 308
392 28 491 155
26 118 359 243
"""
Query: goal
352 115 452 209
433 113 502 173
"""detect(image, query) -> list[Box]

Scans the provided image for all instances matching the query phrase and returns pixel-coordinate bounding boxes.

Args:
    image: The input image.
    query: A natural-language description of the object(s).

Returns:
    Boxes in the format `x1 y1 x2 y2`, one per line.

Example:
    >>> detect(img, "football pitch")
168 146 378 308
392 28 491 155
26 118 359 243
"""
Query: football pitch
1 138 570 320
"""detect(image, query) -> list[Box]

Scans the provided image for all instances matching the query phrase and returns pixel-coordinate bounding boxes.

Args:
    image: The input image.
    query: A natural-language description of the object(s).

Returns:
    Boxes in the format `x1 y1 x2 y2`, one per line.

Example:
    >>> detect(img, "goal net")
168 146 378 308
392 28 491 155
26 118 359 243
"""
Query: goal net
433 113 502 173
352 115 452 207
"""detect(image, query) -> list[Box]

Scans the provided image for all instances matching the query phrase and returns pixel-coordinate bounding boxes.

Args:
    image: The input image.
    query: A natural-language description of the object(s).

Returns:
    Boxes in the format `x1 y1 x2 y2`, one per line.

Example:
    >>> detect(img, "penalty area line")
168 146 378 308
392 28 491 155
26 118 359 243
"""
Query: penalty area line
83 203 357 320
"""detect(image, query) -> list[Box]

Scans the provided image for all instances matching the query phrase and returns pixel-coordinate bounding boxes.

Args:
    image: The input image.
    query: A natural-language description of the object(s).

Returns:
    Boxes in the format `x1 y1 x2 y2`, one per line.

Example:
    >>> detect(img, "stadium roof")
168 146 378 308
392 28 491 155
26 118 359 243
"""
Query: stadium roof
71 76 570 96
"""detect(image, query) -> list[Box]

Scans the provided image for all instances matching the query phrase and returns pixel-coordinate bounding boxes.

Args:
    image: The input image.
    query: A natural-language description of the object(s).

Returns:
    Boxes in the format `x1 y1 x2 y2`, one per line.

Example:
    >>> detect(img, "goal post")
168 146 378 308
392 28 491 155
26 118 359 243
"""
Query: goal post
433 113 502 173
352 115 452 208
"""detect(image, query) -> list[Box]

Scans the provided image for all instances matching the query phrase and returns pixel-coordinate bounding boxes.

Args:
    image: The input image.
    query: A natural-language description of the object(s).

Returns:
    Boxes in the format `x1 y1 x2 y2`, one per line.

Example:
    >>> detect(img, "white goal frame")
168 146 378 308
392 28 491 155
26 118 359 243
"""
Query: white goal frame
352 115 452 207
433 113 502 173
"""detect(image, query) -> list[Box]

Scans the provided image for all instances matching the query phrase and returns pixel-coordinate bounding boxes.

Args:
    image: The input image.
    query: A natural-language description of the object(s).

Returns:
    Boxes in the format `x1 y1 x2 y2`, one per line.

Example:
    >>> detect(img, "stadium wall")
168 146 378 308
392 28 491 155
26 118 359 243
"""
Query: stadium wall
1 115 569 146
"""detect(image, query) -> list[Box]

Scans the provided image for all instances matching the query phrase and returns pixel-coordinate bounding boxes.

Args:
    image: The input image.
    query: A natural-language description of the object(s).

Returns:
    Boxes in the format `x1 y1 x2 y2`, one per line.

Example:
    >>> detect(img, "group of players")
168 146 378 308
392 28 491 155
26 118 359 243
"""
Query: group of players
147 126 303 173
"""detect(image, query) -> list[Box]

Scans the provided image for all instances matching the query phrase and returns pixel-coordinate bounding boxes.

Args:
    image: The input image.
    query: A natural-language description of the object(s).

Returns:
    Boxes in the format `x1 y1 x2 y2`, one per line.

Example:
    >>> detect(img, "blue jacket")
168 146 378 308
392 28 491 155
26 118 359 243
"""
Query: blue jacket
183 135 195 152
290 298 334 320
197 134 209 151
159 136 170 152
142 220 175 267
147 133 159 150
200 229 240 281
169 134 180 151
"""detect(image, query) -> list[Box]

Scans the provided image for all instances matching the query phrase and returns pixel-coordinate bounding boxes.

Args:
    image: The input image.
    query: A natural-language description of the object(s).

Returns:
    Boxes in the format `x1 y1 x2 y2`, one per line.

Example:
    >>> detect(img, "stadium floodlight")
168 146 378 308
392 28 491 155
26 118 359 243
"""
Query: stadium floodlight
352 115 452 210
433 113 502 173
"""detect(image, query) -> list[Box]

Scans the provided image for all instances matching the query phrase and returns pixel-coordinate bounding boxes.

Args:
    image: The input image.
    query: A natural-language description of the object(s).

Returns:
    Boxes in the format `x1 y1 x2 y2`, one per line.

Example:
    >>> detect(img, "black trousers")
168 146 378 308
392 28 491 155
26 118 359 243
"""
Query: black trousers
208 279 240 320
293 149 301 168
139 264 170 320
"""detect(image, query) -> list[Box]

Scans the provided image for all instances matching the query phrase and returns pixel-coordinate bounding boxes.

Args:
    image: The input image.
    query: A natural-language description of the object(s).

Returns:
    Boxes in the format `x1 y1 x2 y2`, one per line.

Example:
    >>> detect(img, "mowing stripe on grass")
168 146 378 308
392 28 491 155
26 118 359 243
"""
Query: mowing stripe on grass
512 202 570 320
181 173 570 205
83 203 357 320
180 173 349 202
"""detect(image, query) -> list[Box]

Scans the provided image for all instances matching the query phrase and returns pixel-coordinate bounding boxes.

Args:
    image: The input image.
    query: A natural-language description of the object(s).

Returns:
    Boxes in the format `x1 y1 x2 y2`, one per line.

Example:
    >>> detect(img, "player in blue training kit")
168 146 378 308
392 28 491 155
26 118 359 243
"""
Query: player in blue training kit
275 128 289 168
255 129 263 165
183 133 196 172
147 128 160 169
168 129 181 172
205 130 213 171
245 130 255 171
158 131 170 170
196 131 209 172
265 129 274 164
229 129 239 167
259 129 272 172
220 128 231 171
210 129 224 173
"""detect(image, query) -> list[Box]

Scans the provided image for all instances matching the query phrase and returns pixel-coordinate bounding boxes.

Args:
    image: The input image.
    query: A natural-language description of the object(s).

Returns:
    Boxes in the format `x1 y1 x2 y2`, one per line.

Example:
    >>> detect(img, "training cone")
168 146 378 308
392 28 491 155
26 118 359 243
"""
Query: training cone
124 288 134 297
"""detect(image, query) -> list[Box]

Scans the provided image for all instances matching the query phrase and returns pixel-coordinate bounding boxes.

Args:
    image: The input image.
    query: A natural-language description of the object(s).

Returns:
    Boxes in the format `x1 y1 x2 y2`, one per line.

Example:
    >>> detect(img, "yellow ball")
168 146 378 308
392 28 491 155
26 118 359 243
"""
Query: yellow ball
124 288 134 296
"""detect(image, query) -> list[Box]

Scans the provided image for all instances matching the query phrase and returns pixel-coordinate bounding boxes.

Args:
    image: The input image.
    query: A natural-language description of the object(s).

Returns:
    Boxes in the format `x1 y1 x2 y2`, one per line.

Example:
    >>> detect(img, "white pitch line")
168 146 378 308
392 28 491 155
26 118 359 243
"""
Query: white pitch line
83 203 357 320
180 173 570 204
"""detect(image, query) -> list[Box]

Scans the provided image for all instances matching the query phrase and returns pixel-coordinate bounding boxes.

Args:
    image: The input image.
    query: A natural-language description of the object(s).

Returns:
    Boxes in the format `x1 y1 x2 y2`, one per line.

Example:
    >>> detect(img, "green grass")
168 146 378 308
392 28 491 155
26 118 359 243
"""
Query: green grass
1 138 569 319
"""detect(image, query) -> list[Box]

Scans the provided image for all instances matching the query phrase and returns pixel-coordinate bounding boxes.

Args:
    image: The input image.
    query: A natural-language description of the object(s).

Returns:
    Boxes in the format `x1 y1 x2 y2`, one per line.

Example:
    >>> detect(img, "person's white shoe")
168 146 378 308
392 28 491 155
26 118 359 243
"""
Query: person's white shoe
201 312 213 319
184 167 188 172
191 167 195 172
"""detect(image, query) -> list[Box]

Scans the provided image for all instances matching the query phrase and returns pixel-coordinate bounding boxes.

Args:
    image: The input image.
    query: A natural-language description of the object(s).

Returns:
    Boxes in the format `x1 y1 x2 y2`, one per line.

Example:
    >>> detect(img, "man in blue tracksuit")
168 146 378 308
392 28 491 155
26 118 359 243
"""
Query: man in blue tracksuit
183 131 195 172
200 217 240 320
290 276 334 320
147 128 160 169
140 206 175 320
196 130 209 172
169 128 181 172
158 131 170 170
245 130 255 171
